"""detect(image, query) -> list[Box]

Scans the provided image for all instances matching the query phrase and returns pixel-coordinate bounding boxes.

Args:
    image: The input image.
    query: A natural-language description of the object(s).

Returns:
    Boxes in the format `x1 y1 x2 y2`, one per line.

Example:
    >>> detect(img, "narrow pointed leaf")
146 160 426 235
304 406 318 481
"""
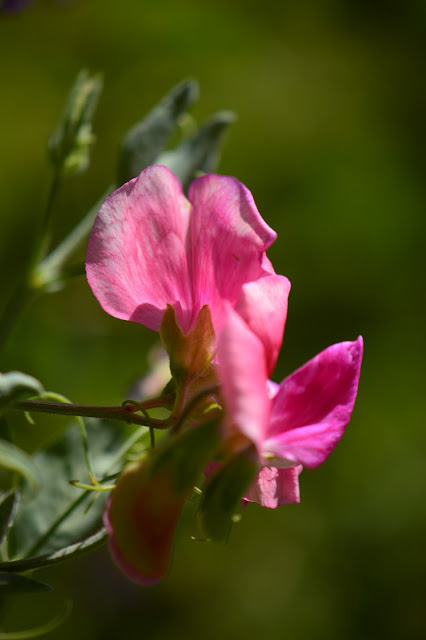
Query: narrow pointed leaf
0 528 107 573
118 79 199 184
158 110 235 189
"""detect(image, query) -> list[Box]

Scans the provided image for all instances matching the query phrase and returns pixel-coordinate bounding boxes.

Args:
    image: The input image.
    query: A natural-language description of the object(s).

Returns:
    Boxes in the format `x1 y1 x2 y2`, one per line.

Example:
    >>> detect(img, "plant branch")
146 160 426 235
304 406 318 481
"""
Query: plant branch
13 400 170 429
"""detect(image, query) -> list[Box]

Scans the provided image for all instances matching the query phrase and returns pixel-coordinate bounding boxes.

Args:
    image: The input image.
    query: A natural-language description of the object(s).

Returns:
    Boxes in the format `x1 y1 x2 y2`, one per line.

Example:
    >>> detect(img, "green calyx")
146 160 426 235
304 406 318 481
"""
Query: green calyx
160 305 216 387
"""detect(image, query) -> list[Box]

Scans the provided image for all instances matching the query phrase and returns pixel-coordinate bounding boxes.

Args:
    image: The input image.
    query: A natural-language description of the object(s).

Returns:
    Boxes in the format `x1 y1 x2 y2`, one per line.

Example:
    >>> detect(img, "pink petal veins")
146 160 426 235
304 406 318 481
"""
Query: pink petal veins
86 165 192 332
188 174 277 334
244 465 302 508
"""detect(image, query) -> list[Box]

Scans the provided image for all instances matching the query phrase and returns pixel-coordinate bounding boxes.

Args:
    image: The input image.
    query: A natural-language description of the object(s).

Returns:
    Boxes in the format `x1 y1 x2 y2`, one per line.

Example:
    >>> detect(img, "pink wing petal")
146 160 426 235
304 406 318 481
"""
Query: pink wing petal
235 275 291 375
244 466 302 508
86 165 193 332
264 337 363 468
217 307 271 451
188 174 277 333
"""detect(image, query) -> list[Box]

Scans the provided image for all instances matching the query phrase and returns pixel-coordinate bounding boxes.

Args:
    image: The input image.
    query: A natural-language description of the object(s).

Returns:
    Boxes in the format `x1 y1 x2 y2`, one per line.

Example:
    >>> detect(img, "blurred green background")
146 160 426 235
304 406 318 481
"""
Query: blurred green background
1 0 425 638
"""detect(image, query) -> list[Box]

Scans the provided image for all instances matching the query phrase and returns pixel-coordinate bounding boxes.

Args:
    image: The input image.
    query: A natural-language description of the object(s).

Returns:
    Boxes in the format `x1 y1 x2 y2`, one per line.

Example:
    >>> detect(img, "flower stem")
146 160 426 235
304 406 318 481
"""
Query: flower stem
13 399 170 428
0 171 60 354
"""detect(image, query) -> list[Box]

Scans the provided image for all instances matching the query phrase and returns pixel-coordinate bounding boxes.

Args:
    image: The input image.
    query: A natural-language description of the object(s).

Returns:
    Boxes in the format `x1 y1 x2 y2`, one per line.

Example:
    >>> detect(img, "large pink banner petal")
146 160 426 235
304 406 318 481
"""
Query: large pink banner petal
86 166 192 332
188 174 277 334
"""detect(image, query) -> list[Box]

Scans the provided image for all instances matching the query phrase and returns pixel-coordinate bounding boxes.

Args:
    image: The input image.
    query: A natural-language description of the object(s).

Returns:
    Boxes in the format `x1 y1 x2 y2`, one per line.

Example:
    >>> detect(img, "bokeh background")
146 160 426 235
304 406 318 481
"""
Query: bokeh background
1 0 425 638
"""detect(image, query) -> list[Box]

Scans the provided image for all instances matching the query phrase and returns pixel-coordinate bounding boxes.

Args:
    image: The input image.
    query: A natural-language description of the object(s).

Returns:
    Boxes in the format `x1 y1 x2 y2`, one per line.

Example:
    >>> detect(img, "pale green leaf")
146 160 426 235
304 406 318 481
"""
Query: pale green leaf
0 372 43 413
0 440 40 499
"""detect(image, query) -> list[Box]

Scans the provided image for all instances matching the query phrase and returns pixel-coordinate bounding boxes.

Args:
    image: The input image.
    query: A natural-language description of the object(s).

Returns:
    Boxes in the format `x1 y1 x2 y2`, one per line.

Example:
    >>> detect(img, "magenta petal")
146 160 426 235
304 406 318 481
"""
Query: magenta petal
217 307 270 451
86 165 192 332
264 337 363 468
244 466 302 508
236 275 291 375
188 174 277 333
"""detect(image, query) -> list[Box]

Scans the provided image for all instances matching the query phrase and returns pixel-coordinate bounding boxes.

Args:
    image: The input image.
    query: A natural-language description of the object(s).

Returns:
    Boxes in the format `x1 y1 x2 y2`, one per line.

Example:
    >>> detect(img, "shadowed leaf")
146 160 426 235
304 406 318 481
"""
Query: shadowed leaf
158 110 235 189
118 79 199 184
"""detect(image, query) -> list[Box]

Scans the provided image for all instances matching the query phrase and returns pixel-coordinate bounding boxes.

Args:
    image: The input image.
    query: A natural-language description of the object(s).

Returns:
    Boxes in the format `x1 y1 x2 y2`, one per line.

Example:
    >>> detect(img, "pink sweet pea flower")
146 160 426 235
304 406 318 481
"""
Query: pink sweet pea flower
217 307 363 509
86 165 289 372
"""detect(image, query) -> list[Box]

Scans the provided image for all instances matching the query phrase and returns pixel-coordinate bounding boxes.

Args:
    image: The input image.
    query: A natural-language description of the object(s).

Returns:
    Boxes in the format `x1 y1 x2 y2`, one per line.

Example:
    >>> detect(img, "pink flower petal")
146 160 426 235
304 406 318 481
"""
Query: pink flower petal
244 466 302 508
263 337 363 468
86 165 193 332
188 174 277 334
235 275 291 375
217 307 270 451
104 461 184 586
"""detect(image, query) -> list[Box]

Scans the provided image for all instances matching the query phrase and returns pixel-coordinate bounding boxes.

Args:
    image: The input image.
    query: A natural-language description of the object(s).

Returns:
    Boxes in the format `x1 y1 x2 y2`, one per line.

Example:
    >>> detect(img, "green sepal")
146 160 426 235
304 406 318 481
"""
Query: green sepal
197 449 258 543
118 79 199 185
0 372 44 414
48 69 103 176
157 110 235 189
160 305 215 385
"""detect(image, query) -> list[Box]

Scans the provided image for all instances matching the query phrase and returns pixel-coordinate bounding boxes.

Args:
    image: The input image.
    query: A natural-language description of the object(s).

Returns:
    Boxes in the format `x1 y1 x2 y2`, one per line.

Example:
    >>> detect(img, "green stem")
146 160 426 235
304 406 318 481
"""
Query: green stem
0 286 37 355
13 399 170 429
30 170 61 272
34 186 113 288
0 171 60 354
171 386 220 434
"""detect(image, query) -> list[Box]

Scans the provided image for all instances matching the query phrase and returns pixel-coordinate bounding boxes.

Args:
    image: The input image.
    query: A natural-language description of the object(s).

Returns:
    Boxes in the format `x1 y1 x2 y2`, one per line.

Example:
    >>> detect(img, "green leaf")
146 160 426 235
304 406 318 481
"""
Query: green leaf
157 110 235 189
0 598 72 639
198 451 258 543
0 572 51 595
0 440 40 500
118 78 199 184
0 372 44 413
48 69 103 176
7 418 132 560
0 491 19 544
0 528 107 573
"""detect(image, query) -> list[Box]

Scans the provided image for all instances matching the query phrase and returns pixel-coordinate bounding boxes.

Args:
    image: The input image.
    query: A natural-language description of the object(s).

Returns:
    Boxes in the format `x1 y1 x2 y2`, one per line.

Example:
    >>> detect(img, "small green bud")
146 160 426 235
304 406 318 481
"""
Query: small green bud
48 69 103 176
